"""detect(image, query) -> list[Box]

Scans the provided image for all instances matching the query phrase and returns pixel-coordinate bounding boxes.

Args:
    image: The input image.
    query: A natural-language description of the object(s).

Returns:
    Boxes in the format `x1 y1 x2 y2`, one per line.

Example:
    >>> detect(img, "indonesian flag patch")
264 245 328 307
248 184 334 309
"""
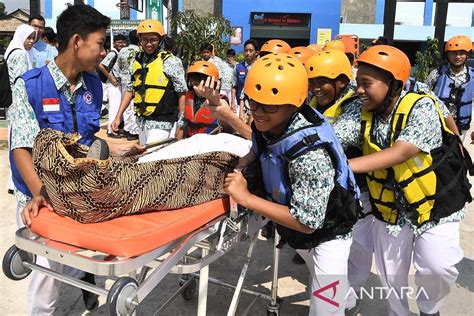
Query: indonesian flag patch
42 98 60 112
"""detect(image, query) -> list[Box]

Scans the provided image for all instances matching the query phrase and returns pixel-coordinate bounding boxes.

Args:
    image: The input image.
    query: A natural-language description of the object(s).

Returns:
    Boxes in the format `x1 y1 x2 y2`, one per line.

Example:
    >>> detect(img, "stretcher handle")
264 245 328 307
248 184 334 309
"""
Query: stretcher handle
145 137 177 150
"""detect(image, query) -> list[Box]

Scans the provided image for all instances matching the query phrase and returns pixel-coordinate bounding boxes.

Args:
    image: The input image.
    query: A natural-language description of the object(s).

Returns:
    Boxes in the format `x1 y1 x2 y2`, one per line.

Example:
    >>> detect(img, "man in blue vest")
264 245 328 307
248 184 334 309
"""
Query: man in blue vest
10 5 143 315
235 39 259 120
426 35 473 138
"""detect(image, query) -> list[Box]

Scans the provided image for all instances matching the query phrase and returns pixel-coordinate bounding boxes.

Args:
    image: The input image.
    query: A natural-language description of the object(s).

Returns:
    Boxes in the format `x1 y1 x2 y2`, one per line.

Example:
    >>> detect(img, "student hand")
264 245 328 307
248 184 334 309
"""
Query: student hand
224 170 252 207
111 142 145 157
193 76 221 106
110 118 121 132
21 195 53 227
110 76 119 86
175 127 184 140
201 99 233 123
230 101 237 112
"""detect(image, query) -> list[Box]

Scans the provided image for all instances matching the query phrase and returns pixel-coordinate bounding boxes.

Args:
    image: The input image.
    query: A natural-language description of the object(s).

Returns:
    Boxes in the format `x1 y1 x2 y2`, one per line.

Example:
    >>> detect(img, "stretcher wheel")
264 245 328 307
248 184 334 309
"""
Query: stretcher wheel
267 302 280 316
178 275 197 300
107 277 138 316
2 245 36 281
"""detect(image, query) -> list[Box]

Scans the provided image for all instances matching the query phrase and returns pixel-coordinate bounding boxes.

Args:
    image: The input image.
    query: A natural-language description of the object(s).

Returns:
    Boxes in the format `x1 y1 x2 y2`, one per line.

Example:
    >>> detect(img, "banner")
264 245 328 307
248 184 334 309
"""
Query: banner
317 28 332 46
147 0 162 21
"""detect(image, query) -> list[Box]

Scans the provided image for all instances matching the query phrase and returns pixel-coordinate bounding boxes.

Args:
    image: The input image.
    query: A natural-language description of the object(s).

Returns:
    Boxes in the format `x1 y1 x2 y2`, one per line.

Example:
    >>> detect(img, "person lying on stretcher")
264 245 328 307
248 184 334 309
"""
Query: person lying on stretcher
21 128 252 225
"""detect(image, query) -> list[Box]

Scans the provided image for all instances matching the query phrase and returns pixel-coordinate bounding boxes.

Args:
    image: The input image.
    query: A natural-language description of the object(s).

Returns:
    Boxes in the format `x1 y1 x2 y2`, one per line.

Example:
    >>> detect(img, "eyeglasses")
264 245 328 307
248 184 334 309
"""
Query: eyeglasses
139 37 160 45
243 98 279 113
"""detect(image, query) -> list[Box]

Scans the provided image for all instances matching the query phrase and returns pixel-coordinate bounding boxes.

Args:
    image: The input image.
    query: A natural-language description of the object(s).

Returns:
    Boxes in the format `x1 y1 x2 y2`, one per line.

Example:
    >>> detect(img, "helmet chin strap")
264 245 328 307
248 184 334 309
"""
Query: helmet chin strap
375 80 401 116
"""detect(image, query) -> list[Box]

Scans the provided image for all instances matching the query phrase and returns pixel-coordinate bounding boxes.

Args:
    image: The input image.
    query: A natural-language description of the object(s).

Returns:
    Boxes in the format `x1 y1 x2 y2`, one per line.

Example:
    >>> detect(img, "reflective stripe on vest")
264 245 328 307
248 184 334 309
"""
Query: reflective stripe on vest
10 66 102 197
362 92 468 226
309 89 357 124
184 91 218 136
433 65 473 130
132 51 177 119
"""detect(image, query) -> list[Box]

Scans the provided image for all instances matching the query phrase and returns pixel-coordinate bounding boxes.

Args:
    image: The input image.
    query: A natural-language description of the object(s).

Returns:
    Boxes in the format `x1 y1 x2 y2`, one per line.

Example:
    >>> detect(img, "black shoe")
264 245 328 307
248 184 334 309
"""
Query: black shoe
345 299 362 316
7 189 14 195
126 133 139 141
107 132 124 139
81 273 99 311
261 221 275 239
100 108 108 117
87 138 110 160
420 312 440 316
292 253 305 264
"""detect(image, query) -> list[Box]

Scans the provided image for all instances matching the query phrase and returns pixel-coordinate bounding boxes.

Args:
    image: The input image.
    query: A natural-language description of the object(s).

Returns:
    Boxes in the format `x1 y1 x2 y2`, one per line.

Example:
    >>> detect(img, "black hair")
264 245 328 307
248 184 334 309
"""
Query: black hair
56 4 111 53
128 30 139 45
28 14 45 24
226 48 236 56
345 52 355 65
200 42 213 53
114 34 127 42
42 27 56 43
372 36 388 46
163 36 176 51
244 39 259 51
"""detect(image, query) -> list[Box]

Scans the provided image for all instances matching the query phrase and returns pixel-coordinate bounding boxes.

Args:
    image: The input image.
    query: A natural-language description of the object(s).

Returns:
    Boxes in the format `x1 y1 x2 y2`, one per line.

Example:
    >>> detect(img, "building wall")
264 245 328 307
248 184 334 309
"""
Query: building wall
183 0 215 16
223 0 341 52
43 0 147 30
341 0 375 24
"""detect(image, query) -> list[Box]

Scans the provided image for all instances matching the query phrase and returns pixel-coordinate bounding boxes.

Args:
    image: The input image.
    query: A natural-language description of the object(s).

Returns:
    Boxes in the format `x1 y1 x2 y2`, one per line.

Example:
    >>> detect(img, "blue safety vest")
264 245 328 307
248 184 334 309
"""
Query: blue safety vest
10 66 102 197
235 62 248 100
433 65 474 130
252 105 360 249
404 77 419 93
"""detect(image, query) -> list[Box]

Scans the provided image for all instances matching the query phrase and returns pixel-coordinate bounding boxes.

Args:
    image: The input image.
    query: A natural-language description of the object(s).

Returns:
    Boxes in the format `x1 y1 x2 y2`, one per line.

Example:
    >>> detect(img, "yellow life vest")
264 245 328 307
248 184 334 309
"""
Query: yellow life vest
309 89 357 124
362 92 471 226
132 51 178 121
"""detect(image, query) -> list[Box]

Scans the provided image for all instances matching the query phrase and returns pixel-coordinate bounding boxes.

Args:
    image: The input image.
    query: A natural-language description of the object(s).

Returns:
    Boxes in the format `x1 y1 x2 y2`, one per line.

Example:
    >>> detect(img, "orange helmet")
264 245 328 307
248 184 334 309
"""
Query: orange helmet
305 49 353 80
186 61 219 81
356 45 411 87
289 46 316 64
137 19 165 36
244 53 308 107
445 35 472 53
260 39 291 54
307 43 322 53
323 40 345 52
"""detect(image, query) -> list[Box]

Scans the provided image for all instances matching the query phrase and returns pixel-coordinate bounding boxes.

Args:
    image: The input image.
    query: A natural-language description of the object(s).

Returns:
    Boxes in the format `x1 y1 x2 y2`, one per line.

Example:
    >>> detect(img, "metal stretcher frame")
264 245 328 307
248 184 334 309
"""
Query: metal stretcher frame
3 205 282 316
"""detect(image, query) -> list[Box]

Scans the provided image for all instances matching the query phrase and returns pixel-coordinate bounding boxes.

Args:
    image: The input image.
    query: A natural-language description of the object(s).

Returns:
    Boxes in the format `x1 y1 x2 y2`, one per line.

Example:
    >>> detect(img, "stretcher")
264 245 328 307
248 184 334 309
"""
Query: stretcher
2 198 282 315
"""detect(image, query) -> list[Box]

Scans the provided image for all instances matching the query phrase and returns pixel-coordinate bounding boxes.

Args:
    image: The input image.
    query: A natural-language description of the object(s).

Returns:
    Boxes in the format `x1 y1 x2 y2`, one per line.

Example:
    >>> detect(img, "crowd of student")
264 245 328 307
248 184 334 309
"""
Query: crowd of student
2 3 473 315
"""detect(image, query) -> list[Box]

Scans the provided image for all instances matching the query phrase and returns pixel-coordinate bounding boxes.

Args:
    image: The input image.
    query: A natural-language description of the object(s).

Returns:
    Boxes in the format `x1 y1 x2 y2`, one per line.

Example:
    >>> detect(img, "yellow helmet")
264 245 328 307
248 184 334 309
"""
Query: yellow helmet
186 61 219 81
307 44 322 53
305 49 353 80
289 46 317 64
137 19 165 36
323 40 345 52
445 35 472 53
260 39 291 54
244 53 308 107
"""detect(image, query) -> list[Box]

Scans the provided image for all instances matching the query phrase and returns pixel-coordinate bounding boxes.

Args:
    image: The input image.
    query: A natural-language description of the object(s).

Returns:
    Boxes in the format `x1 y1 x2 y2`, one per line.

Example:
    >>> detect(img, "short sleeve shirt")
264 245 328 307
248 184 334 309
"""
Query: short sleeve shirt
332 91 465 236
258 112 351 239
9 60 88 207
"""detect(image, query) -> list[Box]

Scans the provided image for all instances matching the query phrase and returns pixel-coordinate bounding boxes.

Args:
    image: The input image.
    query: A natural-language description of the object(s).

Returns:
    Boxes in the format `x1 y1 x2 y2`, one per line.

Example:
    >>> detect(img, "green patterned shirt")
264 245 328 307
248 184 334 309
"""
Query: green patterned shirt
261 112 352 240
332 91 466 236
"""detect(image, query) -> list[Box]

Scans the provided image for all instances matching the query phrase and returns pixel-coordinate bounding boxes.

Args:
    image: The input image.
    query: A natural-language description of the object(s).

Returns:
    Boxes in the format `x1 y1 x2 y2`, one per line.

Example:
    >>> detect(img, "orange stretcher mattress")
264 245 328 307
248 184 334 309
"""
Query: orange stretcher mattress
30 198 229 258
